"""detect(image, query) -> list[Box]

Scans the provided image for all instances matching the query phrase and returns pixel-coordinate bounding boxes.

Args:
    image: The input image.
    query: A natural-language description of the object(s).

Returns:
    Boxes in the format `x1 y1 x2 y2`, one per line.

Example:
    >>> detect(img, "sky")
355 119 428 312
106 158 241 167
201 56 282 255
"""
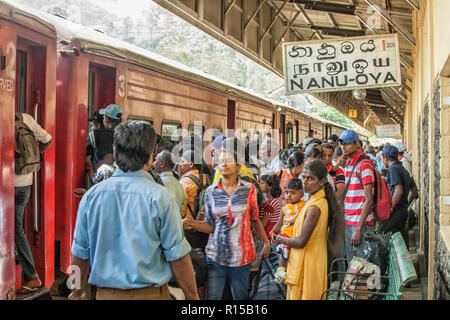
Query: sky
95 0 157 19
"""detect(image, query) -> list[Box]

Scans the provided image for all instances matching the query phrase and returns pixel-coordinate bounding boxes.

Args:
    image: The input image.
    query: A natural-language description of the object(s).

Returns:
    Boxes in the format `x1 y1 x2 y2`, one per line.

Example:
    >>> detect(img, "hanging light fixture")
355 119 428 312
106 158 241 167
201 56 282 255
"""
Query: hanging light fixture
353 89 367 100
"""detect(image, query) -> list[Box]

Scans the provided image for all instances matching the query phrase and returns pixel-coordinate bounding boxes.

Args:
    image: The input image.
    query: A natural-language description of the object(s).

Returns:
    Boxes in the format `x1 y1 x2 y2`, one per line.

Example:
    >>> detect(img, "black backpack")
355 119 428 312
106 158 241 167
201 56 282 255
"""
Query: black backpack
185 173 212 249
186 173 212 219
15 113 41 175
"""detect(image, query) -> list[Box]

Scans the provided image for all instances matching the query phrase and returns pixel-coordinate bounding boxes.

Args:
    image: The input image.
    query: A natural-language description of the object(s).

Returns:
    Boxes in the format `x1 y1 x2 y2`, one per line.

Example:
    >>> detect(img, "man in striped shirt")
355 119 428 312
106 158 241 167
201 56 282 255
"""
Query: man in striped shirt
338 130 376 261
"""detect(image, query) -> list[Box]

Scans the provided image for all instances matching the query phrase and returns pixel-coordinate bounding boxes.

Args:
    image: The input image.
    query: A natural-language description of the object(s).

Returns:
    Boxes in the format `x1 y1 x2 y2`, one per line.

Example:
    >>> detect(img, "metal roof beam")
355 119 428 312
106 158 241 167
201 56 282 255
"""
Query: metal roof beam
244 0 267 31
290 0 356 15
259 0 288 42
364 0 416 46
224 0 238 16
310 26 366 37
273 10 301 51
405 0 420 11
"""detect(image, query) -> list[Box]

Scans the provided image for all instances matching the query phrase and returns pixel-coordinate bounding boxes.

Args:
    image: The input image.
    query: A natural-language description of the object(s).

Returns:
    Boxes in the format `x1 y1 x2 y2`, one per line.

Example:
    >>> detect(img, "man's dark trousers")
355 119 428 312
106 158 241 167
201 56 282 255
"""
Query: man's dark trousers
15 186 38 281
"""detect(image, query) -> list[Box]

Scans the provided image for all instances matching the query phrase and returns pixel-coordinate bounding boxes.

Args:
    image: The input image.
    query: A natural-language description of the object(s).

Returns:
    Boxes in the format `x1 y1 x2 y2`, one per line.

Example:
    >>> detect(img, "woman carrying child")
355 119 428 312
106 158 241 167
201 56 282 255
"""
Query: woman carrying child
273 160 337 300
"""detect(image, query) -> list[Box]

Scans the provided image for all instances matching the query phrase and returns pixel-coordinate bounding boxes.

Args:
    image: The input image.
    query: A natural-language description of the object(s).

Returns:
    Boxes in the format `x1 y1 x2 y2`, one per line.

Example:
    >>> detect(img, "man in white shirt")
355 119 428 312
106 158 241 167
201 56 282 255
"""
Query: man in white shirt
14 113 52 293
153 150 186 214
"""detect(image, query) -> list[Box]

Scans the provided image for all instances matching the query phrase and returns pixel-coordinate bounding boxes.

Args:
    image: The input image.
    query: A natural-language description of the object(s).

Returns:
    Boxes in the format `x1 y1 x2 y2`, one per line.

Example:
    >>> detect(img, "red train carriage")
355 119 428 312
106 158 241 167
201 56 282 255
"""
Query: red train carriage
0 1 57 299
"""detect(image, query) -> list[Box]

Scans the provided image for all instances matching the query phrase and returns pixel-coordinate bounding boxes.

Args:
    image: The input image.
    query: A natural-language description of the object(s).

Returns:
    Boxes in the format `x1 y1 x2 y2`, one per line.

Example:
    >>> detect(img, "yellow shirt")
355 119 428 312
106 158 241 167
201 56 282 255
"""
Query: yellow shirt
280 201 305 238
285 189 329 300
212 164 254 184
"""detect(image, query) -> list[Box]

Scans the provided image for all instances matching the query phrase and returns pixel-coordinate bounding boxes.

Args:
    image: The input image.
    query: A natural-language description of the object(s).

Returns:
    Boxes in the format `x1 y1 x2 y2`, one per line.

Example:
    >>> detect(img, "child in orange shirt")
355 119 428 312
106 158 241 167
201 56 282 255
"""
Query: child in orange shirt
269 178 305 284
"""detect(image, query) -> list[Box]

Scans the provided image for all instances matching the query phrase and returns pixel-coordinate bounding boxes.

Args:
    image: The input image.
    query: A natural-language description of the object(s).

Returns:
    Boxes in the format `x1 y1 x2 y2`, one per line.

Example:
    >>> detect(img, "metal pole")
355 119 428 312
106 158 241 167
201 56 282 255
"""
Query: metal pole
33 103 39 233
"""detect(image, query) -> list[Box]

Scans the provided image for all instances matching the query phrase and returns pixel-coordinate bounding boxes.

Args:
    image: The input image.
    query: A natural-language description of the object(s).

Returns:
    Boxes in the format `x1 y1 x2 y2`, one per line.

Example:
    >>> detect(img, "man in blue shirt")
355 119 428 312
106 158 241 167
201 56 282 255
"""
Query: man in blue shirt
378 145 411 242
69 121 199 300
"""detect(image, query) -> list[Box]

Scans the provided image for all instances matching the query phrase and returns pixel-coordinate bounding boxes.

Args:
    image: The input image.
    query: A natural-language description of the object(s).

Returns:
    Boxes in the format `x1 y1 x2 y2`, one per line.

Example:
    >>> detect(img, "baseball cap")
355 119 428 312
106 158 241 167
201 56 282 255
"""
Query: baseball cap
392 141 405 153
382 145 399 159
212 135 227 150
99 104 123 120
337 130 359 144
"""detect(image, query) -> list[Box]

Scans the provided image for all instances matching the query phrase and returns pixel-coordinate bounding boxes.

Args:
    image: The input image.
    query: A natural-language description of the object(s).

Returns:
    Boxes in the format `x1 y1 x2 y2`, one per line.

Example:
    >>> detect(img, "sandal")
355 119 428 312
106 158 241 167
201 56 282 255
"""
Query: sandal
16 285 39 294
16 279 42 294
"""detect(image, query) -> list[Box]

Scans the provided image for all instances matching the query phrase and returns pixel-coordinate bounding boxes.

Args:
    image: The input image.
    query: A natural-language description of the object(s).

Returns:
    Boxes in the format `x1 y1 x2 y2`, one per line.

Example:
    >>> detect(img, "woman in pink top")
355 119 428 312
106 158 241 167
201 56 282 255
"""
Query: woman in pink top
276 151 305 206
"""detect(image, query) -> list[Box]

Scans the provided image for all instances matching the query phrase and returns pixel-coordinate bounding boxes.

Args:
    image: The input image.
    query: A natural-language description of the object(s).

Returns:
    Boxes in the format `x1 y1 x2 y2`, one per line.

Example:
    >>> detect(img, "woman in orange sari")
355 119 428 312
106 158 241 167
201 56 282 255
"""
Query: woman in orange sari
272 160 337 300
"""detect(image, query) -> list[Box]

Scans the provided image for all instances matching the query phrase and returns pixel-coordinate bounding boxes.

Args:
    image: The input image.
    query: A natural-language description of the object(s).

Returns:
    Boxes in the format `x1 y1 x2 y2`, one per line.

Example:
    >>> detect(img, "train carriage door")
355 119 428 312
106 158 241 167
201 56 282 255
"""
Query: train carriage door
287 123 294 145
227 99 235 136
280 114 286 149
14 38 52 288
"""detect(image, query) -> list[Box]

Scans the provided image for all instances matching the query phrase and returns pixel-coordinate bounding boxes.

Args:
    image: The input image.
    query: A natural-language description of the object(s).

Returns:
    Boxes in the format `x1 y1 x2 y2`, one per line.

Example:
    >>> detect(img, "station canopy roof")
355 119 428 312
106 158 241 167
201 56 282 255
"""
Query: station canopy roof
154 0 417 132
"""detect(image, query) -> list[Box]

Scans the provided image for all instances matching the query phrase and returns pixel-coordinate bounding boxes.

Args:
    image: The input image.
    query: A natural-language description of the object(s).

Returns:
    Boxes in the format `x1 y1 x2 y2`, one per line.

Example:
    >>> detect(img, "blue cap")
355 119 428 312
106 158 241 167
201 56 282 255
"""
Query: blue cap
382 145 399 159
212 135 227 149
99 104 123 120
337 130 359 144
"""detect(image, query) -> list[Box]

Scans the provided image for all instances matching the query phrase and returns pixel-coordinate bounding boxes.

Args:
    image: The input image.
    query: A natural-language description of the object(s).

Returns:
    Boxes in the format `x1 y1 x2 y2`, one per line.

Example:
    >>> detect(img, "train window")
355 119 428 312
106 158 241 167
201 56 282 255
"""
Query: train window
127 115 154 127
288 126 294 144
188 122 205 136
162 121 182 142
212 127 223 138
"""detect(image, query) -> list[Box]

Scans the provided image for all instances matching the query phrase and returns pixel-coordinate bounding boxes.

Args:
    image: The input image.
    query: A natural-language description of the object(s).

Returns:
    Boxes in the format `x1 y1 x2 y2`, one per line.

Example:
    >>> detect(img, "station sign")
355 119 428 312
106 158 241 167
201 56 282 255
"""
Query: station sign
283 33 401 95
376 124 401 138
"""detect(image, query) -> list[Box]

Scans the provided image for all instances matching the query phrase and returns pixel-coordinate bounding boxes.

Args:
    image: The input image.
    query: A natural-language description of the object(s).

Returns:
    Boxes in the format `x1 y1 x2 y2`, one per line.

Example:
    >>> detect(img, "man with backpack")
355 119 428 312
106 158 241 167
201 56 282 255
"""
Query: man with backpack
338 130 377 261
177 149 212 299
379 145 412 242
14 112 52 293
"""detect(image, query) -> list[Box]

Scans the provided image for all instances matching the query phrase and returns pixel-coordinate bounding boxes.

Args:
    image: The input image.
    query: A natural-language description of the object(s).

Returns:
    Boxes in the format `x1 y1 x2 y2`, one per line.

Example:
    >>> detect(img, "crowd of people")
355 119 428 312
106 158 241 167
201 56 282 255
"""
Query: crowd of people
13 103 419 300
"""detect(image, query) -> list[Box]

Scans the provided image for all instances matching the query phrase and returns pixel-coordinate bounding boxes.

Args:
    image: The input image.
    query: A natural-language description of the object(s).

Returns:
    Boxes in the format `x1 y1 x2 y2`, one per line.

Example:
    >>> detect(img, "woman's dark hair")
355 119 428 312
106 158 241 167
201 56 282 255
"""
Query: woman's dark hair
113 120 157 172
285 178 303 190
260 174 282 198
287 151 305 169
279 149 290 161
321 143 334 151
303 160 337 228
328 134 339 142
305 147 322 160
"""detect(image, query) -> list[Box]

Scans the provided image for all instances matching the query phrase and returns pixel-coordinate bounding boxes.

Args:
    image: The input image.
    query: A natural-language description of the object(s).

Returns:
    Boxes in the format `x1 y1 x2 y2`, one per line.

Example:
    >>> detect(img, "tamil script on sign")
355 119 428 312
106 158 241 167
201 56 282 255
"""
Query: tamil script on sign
283 33 401 95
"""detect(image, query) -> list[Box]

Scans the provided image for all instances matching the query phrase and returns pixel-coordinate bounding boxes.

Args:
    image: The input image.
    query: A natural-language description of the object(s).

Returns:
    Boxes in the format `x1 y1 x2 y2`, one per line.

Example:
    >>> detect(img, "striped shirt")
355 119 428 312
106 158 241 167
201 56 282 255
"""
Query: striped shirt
344 151 375 226
327 164 345 187
259 197 282 240
204 178 259 267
